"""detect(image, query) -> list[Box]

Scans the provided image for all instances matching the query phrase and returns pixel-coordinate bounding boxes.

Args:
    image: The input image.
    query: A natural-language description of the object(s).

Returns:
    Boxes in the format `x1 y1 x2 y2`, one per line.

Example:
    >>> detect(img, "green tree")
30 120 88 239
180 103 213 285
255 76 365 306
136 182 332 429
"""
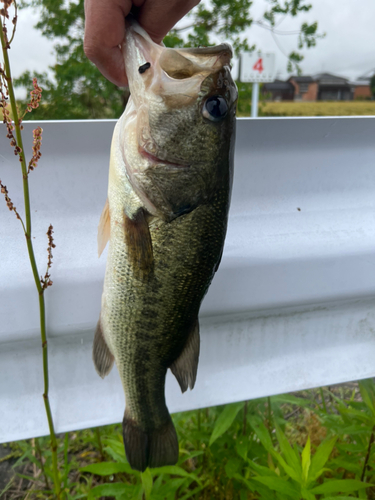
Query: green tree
17 0 323 119
370 73 375 98
16 0 128 119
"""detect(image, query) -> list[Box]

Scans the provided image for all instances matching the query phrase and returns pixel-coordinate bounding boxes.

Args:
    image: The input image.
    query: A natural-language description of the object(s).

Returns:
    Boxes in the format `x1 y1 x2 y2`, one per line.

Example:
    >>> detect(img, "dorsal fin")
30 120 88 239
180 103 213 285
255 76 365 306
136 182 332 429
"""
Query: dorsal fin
98 198 110 257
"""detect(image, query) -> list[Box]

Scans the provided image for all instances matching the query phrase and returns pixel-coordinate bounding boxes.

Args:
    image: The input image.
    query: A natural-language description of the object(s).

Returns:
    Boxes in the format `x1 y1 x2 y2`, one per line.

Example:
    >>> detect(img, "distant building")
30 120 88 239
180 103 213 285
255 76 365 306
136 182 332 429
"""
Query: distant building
261 79 295 101
288 76 317 101
351 76 373 99
263 72 373 101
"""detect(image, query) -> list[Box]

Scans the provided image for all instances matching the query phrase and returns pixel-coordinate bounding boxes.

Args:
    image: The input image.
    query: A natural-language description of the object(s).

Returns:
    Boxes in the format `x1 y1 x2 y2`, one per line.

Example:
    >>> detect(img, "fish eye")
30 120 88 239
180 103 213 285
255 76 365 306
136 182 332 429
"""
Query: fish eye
202 95 228 122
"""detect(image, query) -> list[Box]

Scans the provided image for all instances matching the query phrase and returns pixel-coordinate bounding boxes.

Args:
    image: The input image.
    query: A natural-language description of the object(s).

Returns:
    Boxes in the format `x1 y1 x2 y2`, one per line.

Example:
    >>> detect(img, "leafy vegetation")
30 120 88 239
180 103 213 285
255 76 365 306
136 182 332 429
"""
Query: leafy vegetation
370 74 375 99
3 381 375 499
15 0 322 120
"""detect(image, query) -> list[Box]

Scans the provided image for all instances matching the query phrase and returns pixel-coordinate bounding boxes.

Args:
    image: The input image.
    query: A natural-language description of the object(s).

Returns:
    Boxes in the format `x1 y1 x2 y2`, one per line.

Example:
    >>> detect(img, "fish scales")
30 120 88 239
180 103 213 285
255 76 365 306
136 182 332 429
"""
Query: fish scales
105 190 229 422
93 18 237 471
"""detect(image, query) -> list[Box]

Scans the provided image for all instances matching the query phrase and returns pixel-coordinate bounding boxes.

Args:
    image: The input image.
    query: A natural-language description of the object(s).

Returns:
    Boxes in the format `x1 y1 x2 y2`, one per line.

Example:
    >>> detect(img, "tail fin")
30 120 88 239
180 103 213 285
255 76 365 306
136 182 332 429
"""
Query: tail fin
122 414 178 472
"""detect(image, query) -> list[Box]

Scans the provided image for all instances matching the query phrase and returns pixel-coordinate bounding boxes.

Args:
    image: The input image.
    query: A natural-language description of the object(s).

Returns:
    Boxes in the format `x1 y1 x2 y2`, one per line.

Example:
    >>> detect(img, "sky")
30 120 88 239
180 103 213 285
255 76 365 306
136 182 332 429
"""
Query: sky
246 0 375 81
6 0 375 97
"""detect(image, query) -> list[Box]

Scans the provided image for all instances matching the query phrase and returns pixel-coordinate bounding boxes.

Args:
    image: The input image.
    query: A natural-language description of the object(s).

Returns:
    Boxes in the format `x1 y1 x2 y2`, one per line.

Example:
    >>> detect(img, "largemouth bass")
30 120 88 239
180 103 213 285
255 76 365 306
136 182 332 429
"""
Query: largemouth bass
93 19 237 472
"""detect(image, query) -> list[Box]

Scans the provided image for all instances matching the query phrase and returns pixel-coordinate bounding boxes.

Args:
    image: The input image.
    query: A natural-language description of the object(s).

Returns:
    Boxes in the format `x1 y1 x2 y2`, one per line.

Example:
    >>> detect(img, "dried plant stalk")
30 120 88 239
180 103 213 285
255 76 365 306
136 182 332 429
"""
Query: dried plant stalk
0 2 62 498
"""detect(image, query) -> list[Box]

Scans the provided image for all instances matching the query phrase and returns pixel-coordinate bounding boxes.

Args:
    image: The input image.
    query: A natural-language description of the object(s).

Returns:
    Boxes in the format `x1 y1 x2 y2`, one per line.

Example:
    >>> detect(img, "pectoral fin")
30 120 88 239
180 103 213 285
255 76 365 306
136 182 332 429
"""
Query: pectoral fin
170 319 200 393
98 198 110 257
124 208 153 280
93 319 114 378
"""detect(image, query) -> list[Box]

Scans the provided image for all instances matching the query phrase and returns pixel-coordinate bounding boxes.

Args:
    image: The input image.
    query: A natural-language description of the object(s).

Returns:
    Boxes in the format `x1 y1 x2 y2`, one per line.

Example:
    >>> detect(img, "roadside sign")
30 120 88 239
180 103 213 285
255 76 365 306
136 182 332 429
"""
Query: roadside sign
240 52 276 83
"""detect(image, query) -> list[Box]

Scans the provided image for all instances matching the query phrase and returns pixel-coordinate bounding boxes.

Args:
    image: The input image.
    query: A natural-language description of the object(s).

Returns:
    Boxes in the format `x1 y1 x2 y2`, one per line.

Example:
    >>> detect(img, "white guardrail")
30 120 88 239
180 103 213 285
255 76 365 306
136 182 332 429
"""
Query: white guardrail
1 117 375 443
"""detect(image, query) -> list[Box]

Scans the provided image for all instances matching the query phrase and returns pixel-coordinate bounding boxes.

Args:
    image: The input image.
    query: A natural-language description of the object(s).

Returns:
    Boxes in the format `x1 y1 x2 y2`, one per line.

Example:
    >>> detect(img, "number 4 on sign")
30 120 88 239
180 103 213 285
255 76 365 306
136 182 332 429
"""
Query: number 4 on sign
253 58 264 73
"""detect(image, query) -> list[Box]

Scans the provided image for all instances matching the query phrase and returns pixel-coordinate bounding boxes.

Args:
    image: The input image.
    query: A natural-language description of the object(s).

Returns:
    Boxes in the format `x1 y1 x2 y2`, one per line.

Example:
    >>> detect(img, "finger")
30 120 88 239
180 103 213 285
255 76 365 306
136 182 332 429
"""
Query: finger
137 0 200 44
84 0 135 86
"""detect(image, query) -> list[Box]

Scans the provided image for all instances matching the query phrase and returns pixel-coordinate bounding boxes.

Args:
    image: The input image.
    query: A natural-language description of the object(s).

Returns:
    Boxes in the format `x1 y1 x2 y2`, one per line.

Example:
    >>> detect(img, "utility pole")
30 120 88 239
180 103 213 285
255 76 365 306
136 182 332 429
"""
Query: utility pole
251 82 259 117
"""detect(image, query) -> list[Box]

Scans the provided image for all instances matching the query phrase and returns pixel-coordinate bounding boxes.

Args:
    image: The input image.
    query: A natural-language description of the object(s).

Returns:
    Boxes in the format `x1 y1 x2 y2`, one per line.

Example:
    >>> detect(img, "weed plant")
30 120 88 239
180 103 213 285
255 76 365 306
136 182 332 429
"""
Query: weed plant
1 0 60 496
2 381 375 499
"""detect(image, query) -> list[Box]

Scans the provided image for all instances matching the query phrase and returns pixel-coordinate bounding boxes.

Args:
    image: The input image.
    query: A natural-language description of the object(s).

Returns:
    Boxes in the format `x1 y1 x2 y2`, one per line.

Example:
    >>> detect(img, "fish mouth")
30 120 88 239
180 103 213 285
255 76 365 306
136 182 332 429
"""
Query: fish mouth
139 146 190 170
177 44 233 68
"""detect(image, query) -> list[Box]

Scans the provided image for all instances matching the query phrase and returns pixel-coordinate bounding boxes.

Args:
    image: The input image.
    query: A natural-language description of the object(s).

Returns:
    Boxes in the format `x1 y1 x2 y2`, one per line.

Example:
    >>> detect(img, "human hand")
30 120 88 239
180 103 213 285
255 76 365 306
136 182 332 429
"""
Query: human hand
84 0 200 87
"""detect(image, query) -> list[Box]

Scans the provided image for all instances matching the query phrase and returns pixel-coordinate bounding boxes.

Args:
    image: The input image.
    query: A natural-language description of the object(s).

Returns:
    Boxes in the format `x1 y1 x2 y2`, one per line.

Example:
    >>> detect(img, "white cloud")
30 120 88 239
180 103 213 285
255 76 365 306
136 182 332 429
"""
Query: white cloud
242 0 375 81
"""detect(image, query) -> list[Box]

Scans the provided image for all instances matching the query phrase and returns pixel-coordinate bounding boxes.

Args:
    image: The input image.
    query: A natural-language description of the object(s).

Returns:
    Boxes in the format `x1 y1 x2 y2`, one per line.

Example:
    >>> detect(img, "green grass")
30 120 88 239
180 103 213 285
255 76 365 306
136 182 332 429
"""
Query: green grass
237 100 375 117
3 381 375 499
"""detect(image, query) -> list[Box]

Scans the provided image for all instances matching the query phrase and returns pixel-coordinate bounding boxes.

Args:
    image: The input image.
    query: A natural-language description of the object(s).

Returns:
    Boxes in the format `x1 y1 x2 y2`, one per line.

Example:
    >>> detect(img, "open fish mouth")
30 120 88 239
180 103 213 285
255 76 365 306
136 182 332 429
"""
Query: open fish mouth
123 19 234 107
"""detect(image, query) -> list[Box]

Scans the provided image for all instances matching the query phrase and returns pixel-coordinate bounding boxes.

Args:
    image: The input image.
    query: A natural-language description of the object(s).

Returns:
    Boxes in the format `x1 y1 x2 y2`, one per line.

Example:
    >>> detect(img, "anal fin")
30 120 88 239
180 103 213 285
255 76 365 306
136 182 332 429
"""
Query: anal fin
92 319 114 378
98 198 110 257
124 207 153 281
170 319 200 393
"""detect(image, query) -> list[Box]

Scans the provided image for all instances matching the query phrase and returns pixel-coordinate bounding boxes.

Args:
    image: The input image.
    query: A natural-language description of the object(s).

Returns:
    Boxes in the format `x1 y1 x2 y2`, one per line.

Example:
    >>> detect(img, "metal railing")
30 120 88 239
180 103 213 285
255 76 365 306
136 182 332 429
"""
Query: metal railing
1 116 375 443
